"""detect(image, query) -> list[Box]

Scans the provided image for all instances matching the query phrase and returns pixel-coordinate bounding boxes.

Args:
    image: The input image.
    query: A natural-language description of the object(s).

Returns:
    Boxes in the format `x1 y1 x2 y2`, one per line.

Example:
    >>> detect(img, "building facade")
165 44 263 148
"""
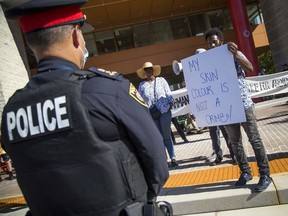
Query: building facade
259 0 288 72
0 0 287 121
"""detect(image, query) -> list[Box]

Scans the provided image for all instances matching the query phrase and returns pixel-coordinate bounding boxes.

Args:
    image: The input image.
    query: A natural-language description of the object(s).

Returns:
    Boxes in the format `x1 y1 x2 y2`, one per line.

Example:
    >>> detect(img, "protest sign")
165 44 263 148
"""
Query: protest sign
170 70 288 117
181 45 246 127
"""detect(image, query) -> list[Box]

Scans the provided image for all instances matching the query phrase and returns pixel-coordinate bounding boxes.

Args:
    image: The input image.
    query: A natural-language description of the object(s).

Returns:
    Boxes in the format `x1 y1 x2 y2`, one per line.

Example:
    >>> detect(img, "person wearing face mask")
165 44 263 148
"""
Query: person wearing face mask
1 1 169 215
77 29 89 68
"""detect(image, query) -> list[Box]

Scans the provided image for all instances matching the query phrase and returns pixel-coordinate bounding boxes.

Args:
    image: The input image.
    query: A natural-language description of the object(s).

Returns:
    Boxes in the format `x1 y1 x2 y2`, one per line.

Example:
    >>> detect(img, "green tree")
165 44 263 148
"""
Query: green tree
258 50 275 74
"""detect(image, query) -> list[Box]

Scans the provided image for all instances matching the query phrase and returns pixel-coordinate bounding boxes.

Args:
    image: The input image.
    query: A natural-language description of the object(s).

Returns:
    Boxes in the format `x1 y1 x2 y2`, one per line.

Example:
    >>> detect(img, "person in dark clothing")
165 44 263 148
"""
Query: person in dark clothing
207 126 236 165
171 117 189 144
1 1 169 215
204 27 271 192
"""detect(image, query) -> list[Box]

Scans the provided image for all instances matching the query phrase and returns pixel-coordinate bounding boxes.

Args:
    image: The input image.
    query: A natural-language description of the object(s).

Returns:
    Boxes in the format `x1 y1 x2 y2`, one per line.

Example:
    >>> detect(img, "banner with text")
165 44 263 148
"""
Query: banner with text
180 45 246 127
245 70 288 98
171 88 190 117
171 70 288 118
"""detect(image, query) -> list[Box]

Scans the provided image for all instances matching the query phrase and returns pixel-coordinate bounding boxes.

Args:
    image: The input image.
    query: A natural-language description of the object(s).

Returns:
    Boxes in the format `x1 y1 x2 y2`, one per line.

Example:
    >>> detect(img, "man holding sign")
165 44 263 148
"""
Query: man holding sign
204 28 271 192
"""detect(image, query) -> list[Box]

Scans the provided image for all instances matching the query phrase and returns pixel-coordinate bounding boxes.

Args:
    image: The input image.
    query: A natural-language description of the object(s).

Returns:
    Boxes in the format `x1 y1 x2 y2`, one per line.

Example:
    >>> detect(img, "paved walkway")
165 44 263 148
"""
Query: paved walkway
0 96 288 215
165 96 288 187
170 96 288 174
159 96 288 215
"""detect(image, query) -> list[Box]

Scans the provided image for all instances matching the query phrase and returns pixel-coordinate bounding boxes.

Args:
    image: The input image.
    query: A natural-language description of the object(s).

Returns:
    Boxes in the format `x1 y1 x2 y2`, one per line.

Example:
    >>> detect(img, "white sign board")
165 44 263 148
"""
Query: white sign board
181 45 246 127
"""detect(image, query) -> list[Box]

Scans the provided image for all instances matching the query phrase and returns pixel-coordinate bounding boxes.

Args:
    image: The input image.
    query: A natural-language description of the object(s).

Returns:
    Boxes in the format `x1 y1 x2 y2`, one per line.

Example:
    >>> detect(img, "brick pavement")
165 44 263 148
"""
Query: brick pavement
170 96 288 175
0 96 287 214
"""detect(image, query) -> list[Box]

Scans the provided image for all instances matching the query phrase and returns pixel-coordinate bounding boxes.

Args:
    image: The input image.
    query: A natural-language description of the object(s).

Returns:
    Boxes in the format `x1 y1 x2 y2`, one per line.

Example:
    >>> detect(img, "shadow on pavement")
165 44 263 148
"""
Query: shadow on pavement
161 180 256 194
0 205 28 214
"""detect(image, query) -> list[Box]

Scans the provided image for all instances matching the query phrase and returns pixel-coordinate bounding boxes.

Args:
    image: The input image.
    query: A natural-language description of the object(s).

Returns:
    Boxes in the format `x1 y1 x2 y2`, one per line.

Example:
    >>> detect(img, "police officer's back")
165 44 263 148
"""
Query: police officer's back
1 1 169 215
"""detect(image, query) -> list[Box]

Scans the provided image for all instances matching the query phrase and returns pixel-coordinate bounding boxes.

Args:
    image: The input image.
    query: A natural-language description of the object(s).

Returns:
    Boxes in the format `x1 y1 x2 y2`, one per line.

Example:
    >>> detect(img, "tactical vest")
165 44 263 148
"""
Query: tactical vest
1 70 148 216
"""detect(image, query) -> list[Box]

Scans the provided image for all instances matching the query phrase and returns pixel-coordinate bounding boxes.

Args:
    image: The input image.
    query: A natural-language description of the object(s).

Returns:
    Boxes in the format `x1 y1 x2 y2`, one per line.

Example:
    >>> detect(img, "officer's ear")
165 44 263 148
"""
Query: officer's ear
72 26 81 48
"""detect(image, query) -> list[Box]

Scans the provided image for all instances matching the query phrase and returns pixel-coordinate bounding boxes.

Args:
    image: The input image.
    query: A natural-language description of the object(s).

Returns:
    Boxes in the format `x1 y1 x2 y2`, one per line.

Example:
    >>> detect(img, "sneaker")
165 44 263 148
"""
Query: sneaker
183 139 189 143
235 172 253 187
170 159 178 167
255 175 272 192
197 130 203 134
215 156 223 164
232 156 238 165
207 153 216 163
8 175 15 180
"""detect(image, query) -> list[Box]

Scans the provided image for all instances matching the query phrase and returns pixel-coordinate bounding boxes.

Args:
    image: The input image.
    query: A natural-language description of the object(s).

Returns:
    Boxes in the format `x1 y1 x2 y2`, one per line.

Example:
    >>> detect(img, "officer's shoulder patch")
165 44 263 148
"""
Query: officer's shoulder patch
88 67 120 80
129 83 148 107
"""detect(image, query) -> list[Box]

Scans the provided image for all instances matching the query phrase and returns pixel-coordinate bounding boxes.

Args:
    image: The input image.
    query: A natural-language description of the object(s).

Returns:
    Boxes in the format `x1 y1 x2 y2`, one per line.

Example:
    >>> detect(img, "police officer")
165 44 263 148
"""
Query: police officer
1 1 169 215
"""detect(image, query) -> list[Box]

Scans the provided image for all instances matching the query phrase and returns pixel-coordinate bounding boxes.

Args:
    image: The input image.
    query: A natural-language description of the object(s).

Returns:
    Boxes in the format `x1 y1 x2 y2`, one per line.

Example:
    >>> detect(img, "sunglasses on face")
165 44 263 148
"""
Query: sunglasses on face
144 67 153 72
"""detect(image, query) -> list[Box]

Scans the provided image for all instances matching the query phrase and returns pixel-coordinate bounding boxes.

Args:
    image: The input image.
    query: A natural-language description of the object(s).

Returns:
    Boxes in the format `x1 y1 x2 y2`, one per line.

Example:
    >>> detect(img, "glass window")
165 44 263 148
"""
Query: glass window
114 27 135 51
152 20 173 44
246 4 262 25
170 17 191 40
189 14 206 36
84 34 98 56
223 9 232 30
208 10 225 30
94 31 116 54
133 23 153 47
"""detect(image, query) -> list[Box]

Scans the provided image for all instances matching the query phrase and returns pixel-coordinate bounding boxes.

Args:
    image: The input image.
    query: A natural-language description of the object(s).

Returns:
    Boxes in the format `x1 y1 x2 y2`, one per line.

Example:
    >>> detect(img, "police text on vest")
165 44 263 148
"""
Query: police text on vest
6 96 70 141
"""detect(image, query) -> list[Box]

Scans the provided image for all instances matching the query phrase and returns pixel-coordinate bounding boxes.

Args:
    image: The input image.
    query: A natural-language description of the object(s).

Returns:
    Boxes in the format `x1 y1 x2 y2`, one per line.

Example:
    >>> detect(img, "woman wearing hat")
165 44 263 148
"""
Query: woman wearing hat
137 62 178 167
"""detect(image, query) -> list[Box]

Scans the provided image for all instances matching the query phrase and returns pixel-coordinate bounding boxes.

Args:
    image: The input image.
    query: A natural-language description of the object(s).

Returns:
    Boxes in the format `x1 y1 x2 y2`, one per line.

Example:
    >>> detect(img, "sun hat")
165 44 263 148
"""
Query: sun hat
137 62 161 79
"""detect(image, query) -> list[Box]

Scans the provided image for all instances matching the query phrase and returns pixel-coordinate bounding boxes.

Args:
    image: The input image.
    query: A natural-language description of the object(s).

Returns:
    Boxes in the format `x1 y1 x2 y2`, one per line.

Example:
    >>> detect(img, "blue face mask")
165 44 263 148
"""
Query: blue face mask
78 30 89 68
84 48 89 65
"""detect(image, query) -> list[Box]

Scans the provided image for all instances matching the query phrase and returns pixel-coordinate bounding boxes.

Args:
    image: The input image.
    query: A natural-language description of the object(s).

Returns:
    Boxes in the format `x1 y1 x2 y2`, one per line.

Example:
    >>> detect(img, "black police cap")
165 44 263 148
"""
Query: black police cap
4 0 88 19
4 0 94 33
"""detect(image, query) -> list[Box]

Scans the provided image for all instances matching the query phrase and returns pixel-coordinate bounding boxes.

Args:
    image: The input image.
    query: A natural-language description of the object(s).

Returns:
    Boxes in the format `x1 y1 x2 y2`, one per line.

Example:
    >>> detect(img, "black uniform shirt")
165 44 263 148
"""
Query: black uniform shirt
35 57 169 198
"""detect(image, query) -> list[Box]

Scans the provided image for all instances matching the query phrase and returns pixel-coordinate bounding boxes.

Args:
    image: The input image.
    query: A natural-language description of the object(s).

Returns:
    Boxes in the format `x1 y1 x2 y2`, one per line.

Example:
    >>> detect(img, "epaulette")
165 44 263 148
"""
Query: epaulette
88 67 121 80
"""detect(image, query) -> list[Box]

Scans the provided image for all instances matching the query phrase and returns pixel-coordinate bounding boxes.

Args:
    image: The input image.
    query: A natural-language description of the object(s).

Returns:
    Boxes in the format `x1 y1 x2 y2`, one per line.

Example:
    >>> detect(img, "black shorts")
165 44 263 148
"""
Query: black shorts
1 153 10 163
